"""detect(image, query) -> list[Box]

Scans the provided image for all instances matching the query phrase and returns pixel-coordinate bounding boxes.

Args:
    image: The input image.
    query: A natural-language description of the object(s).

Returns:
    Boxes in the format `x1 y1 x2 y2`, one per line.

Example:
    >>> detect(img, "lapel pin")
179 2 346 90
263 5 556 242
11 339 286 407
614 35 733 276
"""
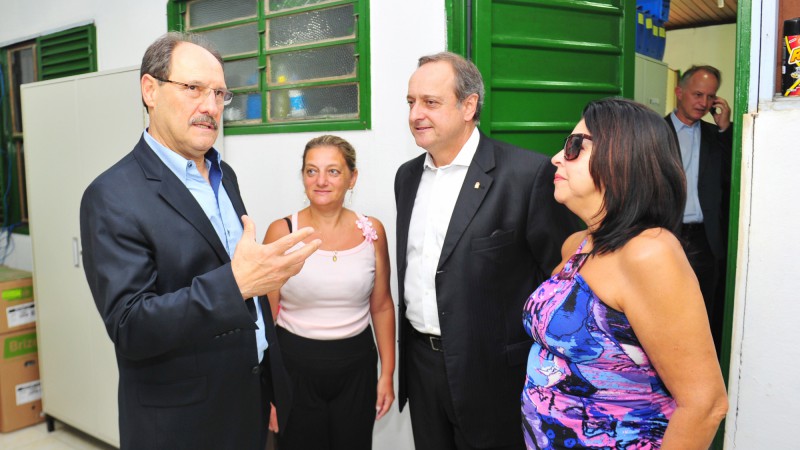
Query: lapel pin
474 181 481 189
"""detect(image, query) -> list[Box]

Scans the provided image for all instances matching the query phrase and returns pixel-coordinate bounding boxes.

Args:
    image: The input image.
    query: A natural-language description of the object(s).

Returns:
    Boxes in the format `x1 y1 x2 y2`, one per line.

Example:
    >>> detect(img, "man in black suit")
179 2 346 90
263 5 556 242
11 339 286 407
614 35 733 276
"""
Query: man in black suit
665 65 733 352
395 52 578 450
80 32 319 449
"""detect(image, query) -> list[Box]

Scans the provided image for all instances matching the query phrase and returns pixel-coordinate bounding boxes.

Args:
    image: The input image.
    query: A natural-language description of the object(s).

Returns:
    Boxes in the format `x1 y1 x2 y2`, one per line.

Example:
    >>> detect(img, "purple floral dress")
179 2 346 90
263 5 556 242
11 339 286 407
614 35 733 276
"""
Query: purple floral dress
521 239 675 449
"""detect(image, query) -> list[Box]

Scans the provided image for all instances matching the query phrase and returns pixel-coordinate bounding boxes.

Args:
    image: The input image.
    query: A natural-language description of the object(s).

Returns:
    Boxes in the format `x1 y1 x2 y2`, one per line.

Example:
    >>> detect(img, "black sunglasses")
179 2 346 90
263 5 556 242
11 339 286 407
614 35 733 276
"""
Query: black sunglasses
563 133 592 161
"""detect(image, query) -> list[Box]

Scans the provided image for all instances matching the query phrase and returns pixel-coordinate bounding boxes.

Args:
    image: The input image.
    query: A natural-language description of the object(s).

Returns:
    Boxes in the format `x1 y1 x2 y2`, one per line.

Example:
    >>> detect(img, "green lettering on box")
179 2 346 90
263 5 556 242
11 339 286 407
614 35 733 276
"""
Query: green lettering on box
2 286 33 301
4 332 37 359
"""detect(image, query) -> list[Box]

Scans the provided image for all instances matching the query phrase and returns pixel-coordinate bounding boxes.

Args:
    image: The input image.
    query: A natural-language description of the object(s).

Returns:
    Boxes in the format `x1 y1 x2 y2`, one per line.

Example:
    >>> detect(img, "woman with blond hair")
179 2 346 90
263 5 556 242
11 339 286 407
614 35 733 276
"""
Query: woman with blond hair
263 135 395 450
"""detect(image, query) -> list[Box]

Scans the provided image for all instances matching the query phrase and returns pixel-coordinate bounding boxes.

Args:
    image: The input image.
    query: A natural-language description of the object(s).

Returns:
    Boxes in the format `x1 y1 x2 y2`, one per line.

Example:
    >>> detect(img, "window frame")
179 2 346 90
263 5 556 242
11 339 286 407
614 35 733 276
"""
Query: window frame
0 23 97 234
167 0 371 135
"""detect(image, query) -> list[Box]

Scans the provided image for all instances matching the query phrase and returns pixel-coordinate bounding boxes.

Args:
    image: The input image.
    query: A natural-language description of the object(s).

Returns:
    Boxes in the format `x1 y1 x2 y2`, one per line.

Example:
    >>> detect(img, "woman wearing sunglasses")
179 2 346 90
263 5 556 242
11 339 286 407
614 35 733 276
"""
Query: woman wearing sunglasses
520 98 727 449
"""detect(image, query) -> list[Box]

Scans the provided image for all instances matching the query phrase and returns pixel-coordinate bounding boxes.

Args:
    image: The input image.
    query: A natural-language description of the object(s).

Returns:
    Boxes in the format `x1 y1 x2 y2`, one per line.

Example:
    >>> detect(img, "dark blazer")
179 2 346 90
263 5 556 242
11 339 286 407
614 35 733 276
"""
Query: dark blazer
395 132 579 448
665 116 733 260
80 136 291 450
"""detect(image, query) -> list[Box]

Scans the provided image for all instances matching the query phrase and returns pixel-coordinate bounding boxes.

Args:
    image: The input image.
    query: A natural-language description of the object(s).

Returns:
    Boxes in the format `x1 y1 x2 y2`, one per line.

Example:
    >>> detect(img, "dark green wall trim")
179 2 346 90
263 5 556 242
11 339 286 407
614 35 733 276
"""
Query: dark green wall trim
713 0 750 448
446 0 468 56
724 0 750 402
167 1 185 32
620 0 635 99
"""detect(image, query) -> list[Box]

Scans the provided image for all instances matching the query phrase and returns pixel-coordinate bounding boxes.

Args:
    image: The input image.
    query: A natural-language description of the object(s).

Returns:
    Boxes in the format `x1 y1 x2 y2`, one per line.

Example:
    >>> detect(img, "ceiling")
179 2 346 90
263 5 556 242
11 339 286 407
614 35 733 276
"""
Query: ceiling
664 0 738 30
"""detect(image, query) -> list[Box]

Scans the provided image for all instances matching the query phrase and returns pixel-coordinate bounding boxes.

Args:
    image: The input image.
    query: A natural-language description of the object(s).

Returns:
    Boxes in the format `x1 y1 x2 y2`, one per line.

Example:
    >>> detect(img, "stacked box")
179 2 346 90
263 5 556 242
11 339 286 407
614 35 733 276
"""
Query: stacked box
0 329 43 432
0 267 43 433
0 267 36 334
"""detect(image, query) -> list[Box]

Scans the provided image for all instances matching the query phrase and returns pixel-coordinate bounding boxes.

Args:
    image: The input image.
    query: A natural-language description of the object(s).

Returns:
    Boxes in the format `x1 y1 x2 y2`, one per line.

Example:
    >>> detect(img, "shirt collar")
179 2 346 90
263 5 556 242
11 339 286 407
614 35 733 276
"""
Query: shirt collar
422 127 480 171
143 129 222 181
670 111 700 132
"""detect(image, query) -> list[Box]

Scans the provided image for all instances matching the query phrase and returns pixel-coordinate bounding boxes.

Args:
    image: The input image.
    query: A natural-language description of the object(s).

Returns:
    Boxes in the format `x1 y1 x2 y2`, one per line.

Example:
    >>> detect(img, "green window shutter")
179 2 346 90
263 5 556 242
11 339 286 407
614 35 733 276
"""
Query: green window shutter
36 24 97 81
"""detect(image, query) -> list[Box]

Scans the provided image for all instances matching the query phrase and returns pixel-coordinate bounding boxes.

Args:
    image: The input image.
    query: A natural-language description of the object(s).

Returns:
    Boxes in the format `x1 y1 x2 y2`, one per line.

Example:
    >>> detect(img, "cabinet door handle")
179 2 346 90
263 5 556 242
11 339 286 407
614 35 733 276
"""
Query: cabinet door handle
72 237 81 268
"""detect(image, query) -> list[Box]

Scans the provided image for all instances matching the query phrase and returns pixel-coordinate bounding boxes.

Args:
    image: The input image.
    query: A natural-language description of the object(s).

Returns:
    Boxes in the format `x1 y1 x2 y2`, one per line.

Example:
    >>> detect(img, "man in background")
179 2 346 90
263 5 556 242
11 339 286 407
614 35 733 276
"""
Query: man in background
666 64 733 352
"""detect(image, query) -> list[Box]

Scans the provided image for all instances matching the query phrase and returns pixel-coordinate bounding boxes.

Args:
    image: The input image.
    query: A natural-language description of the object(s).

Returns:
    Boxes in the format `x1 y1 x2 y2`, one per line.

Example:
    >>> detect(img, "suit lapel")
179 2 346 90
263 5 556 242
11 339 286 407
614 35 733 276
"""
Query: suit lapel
437 134 495 269
396 155 425 273
698 121 713 177
222 175 247 219
133 138 231 263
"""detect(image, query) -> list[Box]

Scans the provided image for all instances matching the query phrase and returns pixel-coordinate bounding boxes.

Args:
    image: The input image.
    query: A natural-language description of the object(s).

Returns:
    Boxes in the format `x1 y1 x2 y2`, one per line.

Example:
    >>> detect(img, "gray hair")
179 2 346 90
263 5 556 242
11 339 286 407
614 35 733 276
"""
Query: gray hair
679 65 721 88
139 32 223 108
418 52 485 123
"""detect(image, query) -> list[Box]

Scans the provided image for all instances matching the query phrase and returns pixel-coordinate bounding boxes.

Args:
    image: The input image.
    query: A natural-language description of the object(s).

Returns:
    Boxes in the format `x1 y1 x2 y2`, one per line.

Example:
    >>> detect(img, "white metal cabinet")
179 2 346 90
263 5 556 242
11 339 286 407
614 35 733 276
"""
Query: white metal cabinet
634 53 670 115
22 67 146 447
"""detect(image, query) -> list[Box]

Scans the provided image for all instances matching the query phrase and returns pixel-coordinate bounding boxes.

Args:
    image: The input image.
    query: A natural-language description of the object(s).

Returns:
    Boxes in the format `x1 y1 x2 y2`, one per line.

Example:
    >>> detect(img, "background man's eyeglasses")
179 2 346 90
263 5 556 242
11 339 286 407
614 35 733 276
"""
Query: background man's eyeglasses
154 77 233 106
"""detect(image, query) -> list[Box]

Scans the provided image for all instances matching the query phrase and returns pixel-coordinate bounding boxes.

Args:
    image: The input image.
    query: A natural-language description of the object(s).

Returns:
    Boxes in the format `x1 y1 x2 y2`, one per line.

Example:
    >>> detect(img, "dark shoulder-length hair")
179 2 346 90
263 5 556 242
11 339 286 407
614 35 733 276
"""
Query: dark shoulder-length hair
583 97 686 255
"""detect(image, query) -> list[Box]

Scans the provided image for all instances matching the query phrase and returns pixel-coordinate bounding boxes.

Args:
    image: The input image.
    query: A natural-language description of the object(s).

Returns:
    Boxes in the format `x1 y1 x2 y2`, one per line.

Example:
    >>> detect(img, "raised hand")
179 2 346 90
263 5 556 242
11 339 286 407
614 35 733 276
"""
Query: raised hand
232 215 321 299
711 96 731 132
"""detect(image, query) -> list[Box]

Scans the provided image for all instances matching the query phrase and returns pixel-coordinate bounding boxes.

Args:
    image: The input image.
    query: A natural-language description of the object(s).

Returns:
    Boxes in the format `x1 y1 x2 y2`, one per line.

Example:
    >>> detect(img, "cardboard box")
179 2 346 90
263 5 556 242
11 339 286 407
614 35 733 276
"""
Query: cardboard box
0 267 35 334
0 329 43 432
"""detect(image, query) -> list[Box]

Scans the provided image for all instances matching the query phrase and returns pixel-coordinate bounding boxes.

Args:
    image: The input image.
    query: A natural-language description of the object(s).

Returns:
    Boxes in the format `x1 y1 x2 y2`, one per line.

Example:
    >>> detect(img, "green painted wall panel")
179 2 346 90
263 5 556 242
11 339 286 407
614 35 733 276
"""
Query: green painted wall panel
491 48 622 86
490 90 603 124
459 0 635 156
491 2 623 46
492 130 567 154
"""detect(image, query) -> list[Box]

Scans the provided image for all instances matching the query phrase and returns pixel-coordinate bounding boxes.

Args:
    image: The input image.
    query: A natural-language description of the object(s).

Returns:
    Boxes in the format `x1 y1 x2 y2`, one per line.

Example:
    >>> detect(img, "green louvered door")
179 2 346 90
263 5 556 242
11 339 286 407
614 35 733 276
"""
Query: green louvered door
451 0 635 156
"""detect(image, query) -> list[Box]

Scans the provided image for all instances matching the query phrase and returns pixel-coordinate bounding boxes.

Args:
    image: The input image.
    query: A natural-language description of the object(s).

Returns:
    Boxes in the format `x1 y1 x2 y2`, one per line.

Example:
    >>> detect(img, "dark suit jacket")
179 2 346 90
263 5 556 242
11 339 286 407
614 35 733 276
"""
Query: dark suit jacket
80 136 291 450
665 116 733 260
395 132 579 448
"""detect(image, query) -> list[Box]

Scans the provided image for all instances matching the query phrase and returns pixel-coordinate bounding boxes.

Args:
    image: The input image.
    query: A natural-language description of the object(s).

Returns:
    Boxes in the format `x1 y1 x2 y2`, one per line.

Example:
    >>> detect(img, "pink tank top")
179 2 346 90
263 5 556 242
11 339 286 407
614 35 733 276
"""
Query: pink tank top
277 212 376 339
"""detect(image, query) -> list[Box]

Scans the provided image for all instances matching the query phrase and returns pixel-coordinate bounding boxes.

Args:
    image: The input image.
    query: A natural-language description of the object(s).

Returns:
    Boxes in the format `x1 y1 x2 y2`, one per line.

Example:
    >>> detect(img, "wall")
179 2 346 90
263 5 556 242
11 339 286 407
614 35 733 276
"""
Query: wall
663 23 737 117
1 1 451 448
723 2 800 447
0 0 166 70
726 104 800 448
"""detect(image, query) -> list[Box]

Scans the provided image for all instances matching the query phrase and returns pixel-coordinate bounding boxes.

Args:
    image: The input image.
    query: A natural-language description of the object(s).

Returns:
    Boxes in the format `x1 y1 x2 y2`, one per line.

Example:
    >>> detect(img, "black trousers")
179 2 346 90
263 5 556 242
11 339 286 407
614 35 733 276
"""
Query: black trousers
275 326 377 450
681 223 724 353
405 326 522 450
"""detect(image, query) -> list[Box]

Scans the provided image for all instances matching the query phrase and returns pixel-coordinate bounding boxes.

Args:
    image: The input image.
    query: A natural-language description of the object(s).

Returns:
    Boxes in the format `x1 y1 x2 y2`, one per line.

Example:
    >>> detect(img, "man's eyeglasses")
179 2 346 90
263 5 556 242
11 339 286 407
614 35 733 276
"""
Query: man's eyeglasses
563 133 592 161
153 77 234 106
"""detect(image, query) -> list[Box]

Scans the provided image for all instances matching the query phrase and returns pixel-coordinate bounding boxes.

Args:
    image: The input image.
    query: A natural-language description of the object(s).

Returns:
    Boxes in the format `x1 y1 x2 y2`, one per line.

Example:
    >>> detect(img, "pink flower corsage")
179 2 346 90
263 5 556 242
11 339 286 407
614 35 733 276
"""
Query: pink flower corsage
356 216 378 243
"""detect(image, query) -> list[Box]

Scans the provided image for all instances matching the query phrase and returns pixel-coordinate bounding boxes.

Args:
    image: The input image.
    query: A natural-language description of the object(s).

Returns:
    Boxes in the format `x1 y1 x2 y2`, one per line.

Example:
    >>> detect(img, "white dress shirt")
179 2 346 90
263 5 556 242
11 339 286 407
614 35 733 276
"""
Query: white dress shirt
404 128 480 335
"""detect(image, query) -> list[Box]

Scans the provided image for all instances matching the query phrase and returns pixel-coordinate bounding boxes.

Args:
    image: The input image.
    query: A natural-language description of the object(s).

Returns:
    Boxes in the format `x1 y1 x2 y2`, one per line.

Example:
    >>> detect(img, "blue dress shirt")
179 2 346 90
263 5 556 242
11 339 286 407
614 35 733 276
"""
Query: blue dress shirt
670 112 704 224
143 130 268 362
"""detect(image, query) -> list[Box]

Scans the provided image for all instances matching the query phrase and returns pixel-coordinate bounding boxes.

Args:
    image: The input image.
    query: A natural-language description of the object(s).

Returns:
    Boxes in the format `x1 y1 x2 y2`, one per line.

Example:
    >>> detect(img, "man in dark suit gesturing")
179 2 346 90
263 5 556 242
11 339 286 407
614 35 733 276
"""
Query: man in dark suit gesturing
395 52 579 450
80 33 319 449
665 65 732 352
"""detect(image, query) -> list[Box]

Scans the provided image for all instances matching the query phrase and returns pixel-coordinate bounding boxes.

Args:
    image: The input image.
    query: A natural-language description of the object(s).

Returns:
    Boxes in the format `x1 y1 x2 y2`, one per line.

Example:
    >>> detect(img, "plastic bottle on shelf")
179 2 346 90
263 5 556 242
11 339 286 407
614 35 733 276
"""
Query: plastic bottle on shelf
288 88 307 118
274 74 290 119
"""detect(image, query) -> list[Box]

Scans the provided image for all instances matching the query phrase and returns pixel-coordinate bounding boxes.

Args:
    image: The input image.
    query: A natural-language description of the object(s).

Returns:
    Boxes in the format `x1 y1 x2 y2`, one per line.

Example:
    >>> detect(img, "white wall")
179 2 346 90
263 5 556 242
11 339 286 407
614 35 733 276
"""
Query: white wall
725 105 800 448
226 2 447 446
2 1 452 448
0 0 166 71
723 2 800 447
663 23 737 117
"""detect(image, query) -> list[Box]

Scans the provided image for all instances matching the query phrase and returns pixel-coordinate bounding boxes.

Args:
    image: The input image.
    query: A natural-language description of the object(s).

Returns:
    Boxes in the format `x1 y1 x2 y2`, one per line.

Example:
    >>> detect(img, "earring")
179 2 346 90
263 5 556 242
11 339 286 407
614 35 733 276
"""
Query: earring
302 191 309 206
346 188 354 207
